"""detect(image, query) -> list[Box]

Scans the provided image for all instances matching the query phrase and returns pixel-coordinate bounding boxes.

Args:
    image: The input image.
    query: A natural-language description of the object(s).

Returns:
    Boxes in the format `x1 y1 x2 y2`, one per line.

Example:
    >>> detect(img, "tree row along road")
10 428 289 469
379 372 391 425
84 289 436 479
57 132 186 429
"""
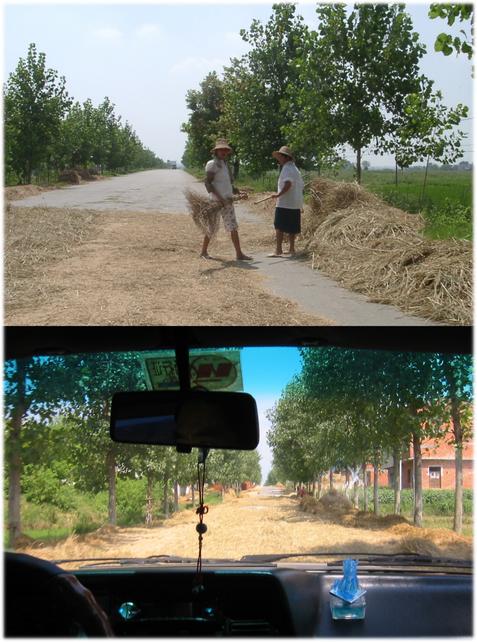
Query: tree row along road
19 489 471 568
6 169 434 326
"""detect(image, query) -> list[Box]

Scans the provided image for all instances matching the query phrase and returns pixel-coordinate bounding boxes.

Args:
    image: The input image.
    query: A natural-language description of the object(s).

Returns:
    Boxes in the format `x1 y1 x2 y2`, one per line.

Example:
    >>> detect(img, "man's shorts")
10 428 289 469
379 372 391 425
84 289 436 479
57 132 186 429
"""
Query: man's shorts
220 203 238 232
274 207 301 234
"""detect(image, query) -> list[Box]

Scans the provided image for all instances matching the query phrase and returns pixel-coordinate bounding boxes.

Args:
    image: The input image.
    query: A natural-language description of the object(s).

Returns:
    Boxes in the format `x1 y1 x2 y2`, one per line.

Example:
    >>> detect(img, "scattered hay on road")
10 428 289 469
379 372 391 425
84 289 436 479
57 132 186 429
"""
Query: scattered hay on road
17 491 472 570
5 206 327 326
5 205 100 312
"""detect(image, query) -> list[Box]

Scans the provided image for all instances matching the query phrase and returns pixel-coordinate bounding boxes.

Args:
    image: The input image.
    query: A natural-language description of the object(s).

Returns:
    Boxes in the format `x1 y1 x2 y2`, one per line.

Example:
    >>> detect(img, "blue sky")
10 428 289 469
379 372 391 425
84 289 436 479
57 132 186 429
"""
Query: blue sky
241 347 302 482
4 1 474 167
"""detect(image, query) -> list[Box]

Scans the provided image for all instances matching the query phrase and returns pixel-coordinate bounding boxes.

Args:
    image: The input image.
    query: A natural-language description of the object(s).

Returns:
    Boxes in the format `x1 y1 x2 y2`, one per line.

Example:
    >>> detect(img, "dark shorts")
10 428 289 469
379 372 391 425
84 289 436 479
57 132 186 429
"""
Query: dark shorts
274 207 301 234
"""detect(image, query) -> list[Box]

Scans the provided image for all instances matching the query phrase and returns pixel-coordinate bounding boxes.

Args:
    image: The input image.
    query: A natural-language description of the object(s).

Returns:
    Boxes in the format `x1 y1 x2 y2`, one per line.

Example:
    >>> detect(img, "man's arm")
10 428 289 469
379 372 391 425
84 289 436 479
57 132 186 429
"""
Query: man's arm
273 180 292 199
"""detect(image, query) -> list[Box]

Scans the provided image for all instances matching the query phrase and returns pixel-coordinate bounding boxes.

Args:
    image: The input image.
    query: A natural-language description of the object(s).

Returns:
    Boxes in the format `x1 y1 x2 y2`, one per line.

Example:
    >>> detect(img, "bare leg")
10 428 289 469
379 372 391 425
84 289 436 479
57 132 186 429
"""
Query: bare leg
288 234 296 254
276 230 284 255
231 229 252 260
201 235 210 258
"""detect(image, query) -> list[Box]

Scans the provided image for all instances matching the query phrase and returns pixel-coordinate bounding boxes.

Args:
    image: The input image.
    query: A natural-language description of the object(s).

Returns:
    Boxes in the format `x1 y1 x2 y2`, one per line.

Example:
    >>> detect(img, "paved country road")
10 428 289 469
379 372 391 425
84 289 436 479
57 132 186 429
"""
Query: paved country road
9 169 202 213
7 169 437 326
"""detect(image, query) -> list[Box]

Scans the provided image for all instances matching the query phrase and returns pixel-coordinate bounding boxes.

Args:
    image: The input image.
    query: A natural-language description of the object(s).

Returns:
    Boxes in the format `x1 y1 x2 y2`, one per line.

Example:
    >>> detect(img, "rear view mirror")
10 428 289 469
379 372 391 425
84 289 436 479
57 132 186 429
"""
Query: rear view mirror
110 390 259 450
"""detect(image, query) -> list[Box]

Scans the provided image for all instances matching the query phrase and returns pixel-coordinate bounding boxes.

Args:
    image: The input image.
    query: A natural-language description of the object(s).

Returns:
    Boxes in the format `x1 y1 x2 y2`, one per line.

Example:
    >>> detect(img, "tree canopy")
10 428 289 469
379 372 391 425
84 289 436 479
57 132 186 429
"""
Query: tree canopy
5 43 166 185
181 4 468 181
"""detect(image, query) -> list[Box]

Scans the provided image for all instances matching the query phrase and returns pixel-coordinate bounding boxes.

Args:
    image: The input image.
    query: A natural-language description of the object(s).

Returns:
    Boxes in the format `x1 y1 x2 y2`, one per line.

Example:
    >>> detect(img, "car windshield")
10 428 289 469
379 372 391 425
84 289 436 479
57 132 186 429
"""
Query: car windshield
4 346 473 569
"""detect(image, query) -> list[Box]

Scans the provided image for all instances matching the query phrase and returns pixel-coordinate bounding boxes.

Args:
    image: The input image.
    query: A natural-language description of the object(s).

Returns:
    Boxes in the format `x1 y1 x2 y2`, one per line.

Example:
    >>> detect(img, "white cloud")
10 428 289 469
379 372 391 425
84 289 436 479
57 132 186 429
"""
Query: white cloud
92 27 122 41
135 23 161 38
169 56 227 75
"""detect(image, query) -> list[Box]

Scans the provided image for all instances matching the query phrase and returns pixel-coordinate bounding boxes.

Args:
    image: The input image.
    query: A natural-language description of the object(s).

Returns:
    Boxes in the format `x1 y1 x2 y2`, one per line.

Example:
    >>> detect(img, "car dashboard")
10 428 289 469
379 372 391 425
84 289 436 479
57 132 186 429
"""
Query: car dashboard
73 564 472 637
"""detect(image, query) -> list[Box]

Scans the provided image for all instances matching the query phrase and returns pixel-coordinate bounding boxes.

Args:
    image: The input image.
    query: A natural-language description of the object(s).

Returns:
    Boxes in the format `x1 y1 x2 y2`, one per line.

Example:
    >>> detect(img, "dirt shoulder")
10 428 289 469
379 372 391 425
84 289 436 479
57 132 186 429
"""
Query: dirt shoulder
5 184 59 201
19 490 472 568
5 206 331 325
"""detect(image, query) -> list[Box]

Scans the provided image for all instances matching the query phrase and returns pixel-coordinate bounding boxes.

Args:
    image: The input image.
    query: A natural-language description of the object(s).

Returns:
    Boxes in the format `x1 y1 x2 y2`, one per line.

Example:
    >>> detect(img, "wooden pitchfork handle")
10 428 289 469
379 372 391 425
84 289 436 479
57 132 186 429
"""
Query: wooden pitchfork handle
253 194 276 205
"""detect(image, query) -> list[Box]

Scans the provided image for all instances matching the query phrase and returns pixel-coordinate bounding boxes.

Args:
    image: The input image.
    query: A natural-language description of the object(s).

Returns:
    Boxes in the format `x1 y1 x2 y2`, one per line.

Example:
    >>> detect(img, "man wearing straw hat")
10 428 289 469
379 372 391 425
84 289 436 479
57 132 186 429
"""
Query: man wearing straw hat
269 145 304 257
201 139 252 261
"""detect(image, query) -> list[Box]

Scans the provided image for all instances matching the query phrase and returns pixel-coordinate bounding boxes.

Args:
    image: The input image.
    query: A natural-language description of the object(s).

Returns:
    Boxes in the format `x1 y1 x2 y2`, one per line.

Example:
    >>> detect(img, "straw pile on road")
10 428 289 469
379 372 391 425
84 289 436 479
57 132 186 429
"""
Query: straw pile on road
304 178 472 325
184 189 222 239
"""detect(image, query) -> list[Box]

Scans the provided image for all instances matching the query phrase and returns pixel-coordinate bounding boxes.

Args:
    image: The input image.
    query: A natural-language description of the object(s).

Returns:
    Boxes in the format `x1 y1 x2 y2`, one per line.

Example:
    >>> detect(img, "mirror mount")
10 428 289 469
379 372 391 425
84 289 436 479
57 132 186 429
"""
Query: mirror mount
198 447 209 465
176 444 192 454
174 337 191 392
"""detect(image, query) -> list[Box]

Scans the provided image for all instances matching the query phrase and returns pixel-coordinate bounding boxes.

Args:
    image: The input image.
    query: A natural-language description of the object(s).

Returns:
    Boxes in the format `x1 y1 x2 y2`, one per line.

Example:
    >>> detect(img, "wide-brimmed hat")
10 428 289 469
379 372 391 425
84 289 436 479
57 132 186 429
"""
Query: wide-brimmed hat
211 139 233 153
272 145 294 160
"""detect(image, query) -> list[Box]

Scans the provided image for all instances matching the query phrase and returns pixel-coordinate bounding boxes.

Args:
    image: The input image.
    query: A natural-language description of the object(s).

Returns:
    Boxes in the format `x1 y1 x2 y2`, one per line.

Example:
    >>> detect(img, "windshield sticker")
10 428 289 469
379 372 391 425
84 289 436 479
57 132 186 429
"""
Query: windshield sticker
141 350 243 391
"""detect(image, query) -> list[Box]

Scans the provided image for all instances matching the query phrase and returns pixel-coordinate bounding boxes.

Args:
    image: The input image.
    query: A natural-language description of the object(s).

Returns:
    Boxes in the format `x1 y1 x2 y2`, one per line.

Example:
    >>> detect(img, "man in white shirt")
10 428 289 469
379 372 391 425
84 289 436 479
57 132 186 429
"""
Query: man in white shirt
270 146 304 257
201 140 251 261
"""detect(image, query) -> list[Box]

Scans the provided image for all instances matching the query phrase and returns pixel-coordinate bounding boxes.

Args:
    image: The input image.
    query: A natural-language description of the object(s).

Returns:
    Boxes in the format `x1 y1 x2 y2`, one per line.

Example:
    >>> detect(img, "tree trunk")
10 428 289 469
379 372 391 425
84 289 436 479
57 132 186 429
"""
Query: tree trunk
191 484 196 507
395 159 398 186
373 461 379 516
419 155 430 209
362 463 368 512
317 474 322 499
107 447 117 525
453 442 463 534
344 470 350 498
351 478 359 509
145 473 154 526
329 469 334 490
356 148 362 184
393 446 401 515
7 361 27 548
24 159 32 185
450 398 464 534
163 474 170 519
233 157 240 179
8 444 22 548
443 356 464 534
173 481 179 513
412 432 423 527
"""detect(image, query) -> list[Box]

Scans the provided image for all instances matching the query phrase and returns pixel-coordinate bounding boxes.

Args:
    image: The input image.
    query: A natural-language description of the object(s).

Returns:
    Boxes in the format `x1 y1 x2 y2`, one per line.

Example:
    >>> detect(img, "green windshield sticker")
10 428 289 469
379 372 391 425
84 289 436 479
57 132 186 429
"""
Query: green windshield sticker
141 350 243 391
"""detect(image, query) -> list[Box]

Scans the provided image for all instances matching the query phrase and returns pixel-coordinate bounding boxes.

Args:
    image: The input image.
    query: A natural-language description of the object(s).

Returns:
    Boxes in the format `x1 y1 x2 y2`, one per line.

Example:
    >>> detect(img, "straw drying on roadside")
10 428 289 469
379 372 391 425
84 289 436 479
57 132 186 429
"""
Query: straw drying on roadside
300 178 471 325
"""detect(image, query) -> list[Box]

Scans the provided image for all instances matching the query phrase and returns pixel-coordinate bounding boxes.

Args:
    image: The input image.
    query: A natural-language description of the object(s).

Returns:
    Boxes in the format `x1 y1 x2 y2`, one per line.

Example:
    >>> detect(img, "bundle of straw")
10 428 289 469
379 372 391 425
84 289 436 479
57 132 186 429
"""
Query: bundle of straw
184 189 222 238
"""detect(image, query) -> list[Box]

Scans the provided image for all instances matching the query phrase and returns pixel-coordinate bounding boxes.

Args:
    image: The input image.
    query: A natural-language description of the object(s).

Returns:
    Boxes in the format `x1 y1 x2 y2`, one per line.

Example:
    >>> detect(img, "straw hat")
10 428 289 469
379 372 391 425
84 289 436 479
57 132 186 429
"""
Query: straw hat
272 145 294 160
211 139 233 153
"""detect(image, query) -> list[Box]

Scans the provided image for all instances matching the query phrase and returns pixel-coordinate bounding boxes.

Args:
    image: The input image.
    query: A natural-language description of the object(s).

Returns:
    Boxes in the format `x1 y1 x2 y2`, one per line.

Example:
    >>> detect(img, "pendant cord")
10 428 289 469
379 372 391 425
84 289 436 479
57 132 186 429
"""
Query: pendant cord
195 459 209 583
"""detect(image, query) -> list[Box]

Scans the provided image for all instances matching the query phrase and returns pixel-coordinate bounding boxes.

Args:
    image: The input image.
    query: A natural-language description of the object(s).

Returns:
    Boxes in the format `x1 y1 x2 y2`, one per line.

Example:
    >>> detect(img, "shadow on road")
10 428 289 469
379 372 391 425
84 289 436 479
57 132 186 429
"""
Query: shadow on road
200 258 259 275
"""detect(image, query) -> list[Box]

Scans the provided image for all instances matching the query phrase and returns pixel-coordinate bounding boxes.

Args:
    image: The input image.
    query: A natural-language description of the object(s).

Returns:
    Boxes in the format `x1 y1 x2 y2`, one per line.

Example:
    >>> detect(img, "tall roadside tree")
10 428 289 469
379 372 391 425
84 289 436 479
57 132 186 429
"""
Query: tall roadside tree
295 4 427 183
436 354 473 533
181 72 225 169
383 89 468 191
65 352 147 525
298 347 448 527
221 3 310 175
4 356 73 547
207 450 261 496
56 99 98 170
267 381 327 489
4 43 72 183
